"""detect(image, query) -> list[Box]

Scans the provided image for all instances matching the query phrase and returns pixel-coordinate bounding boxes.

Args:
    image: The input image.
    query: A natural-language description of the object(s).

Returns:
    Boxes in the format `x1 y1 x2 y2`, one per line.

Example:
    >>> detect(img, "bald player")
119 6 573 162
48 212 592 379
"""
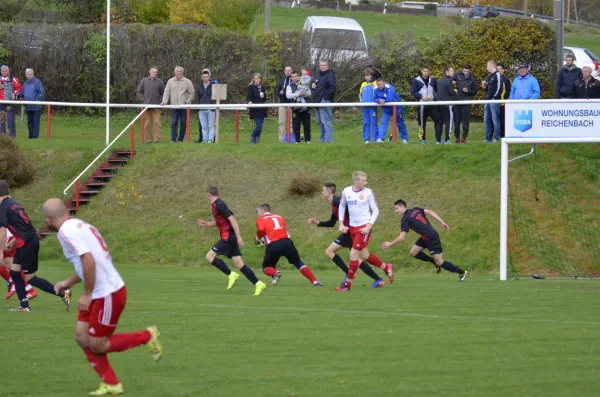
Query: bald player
43 198 163 396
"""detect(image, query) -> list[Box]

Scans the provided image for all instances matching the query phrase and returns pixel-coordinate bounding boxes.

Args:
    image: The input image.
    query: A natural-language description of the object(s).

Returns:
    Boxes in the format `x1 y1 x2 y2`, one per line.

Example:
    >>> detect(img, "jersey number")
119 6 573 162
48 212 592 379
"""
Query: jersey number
416 214 427 225
18 210 30 225
90 227 108 252
271 217 282 230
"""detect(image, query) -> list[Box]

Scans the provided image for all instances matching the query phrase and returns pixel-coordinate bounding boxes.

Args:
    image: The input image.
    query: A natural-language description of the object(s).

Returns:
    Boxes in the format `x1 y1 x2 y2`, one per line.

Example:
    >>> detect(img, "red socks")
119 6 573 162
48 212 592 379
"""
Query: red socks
109 331 151 353
347 260 359 281
0 266 9 282
263 267 278 277
366 253 385 269
299 266 317 283
83 347 120 386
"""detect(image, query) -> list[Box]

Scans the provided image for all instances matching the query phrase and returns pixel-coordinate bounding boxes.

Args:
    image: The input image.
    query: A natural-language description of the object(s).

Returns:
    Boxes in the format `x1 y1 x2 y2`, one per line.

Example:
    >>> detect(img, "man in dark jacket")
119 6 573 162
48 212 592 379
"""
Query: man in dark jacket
277 66 292 142
286 71 311 143
483 60 502 143
452 64 477 144
20 68 45 139
312 60 336 143
497 62 511 138
436 67 456 144
573 66 599 99
196 69 218 143
411 67 441 144
556 55 582 99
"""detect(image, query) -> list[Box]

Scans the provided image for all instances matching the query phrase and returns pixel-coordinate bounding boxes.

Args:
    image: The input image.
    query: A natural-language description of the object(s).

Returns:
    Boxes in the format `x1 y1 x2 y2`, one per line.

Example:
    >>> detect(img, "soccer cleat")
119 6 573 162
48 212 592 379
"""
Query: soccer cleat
335 283 351 292
253 281 267 296
313 281 323 287
63 289 71 312
270 271 282 286
460 271 469 282
227 272 240 290
8 306 31 312
146 326 163 361
26 288 37 300
89 382 124 395
371 279 385 288
384 263 394 284
5 283 15 299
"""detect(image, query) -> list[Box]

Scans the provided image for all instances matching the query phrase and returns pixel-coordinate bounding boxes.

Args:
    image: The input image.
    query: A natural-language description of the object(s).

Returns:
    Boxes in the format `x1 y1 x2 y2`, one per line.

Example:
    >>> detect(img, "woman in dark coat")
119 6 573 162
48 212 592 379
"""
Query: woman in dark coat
247 73 267 144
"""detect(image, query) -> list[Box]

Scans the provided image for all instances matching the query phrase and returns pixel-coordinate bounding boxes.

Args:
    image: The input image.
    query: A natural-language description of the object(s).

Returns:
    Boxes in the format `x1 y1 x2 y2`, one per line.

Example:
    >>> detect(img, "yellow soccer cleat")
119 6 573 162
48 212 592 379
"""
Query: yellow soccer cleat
89 382 124 395
227 272 240 290
253 281 267 297
146 326 163 361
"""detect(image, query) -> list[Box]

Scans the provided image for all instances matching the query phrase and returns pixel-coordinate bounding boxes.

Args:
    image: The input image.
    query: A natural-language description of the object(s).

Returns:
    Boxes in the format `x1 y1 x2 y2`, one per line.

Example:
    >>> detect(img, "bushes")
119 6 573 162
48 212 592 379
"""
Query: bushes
207 0 262 35
287 175 321 197
0 136 36 188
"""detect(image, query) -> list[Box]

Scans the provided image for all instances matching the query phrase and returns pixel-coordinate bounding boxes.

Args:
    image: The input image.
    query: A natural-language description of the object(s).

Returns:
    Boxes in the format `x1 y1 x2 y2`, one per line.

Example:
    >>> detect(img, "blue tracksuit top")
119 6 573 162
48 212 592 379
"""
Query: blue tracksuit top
373 83 401 113
510 73 541 100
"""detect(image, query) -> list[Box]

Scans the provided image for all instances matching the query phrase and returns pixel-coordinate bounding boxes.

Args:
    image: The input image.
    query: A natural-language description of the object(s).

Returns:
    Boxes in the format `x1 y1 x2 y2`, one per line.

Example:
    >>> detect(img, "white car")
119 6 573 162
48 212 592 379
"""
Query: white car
563 46 599 78
303 16 369 64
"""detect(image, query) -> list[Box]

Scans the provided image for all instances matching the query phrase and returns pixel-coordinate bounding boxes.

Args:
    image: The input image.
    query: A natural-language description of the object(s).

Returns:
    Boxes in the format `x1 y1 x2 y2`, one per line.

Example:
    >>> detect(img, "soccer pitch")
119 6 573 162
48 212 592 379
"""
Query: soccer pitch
1 263 599 397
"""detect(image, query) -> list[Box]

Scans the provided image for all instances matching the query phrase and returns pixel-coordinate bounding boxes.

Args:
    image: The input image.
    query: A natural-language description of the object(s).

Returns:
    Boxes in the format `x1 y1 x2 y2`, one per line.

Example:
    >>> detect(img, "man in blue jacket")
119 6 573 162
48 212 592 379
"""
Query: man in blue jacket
510 65 541 100
312 60 337 143
20 68 45 139
373 78 408 143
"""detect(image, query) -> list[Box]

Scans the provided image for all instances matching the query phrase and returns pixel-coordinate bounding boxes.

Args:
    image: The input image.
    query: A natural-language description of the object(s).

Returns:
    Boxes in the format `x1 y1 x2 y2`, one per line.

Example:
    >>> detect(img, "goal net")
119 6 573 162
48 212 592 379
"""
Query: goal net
503 141 600 279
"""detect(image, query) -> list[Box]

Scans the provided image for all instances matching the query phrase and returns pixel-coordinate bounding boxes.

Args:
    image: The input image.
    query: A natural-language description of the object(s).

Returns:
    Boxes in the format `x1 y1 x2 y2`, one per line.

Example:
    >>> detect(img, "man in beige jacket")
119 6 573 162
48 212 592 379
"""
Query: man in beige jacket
161 66 195 143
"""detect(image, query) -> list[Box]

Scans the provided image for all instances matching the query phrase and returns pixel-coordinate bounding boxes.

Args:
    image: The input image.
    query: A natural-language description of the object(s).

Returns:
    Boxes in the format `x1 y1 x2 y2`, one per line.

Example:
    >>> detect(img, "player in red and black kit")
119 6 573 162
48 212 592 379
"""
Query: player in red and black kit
0 180 72 312
256 203 322 287
198 186 267 296
383 199 468 281
308 182 385 288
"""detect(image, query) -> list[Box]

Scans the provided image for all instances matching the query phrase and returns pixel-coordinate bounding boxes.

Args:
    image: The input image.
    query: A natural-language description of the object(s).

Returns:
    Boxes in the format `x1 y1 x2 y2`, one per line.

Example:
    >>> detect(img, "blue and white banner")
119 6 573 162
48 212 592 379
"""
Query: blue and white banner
505 102 600 138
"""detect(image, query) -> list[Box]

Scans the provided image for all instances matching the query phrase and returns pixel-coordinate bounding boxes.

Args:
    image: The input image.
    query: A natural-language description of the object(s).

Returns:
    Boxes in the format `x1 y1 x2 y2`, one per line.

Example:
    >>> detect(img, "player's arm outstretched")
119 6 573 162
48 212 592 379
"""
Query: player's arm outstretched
382 232 407 249
197 219 216 227
338 194 349 234
308 212 337 227
424 209 450 231
228 214 245 248
362 191 380 235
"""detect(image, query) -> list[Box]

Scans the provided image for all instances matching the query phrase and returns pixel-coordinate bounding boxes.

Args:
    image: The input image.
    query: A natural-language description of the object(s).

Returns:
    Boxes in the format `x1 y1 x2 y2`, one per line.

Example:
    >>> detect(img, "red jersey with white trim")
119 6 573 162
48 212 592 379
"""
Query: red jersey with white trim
338 187 379 227
255 213 290 245
57 218 124 299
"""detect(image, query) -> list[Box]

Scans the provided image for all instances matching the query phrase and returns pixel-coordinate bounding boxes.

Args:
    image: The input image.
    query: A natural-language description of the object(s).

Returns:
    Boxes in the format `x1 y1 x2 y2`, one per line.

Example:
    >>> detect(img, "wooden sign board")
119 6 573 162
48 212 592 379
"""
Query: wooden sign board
211 84 227 101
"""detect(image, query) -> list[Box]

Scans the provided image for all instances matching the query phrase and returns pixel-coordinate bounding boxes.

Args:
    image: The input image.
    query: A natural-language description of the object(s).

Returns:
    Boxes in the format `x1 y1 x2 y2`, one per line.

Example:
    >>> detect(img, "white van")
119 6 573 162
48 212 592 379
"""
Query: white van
303 16 369 63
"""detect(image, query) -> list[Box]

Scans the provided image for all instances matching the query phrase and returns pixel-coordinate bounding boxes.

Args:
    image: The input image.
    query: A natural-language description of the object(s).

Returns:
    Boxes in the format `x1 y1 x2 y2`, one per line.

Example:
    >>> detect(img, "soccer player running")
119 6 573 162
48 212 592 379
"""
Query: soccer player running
0 180 70 312
336 172 393 292
256 204 322 287
308 182 385 288
1 229 37 300
43 198 163 396
198 186 266 296
382 199 468 281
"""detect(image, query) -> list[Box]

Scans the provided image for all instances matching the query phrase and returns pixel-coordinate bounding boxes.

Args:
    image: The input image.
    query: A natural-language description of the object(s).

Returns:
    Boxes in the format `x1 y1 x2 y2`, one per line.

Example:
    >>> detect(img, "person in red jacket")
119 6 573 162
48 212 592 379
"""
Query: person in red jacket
0 65 22 138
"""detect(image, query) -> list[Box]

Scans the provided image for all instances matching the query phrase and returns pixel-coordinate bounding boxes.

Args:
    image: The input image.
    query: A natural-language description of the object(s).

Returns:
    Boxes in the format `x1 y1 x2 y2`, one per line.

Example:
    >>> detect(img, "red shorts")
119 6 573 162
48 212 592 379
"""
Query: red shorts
349 225 372 250
3 237 16 258
77 287 127 338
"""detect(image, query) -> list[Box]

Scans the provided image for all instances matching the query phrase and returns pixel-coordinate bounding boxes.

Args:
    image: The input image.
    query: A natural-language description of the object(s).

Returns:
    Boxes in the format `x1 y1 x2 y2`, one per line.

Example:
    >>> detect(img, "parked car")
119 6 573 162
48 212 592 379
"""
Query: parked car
303 16 369 64
468 6 501 18
563 46 599 78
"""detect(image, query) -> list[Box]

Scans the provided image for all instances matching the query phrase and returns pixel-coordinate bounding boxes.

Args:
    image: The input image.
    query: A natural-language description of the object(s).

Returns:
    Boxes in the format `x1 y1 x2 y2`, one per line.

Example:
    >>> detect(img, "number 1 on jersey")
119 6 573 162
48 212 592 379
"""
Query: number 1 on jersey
271 217 282 230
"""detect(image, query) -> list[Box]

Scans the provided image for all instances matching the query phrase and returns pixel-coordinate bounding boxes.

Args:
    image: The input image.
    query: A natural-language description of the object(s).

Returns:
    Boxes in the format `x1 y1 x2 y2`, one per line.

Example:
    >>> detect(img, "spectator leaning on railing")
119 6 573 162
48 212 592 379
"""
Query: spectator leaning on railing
573 66 599 99
161 66 194 143
555 55 582 99
20 68 45 140
312 60 336 144
137 67 164 143
0 65 22 138
373 78 409 144
509 64 540 100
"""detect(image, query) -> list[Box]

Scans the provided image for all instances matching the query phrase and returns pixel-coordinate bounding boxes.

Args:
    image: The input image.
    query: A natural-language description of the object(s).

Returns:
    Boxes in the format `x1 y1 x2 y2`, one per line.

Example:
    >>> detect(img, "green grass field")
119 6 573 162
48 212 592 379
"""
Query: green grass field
1 264 599 397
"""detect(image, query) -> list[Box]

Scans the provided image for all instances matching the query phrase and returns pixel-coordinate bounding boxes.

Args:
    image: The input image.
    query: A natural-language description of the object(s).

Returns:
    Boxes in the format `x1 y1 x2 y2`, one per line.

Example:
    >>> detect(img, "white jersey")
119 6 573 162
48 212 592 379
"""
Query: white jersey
339 186 379 227
5 229 13 243
57 218 124 299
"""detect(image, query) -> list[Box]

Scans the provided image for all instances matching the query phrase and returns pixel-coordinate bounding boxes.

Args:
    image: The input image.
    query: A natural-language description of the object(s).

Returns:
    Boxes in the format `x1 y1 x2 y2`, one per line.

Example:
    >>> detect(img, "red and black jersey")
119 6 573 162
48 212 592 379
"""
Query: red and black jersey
318 195 349 228
0 198 37 247
211 199 235 242
256 213 290 245
400 208 439 241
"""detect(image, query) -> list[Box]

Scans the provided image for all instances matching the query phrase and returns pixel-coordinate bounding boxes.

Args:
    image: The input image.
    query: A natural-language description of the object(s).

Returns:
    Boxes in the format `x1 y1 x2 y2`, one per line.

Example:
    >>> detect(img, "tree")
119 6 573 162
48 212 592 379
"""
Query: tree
168 0 211 25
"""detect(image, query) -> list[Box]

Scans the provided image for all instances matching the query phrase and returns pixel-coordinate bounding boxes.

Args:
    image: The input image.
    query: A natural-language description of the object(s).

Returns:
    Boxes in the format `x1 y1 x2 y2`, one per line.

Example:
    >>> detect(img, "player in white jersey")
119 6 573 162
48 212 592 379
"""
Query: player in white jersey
336 171 393 291
42 198 163 396
0 229 37 300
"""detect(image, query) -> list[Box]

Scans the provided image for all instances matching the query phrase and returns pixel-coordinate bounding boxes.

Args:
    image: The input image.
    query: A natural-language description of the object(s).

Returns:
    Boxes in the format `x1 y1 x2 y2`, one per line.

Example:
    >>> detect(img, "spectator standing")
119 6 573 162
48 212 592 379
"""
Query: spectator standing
247 73 267 144
373 78 409 144
437 67 456 144
483 60 503 143
312 60 336 143
573 66 599 99
556 55 582 99
497 62 511 138
0 65 22 138
509 65 541 100
20 69 45 139
452 64 478 144
359 68 378 144
161 66 194 143
277 66 293 142
137 67 164 143
196 69 218 144
411 67 441 144
286 71 311 143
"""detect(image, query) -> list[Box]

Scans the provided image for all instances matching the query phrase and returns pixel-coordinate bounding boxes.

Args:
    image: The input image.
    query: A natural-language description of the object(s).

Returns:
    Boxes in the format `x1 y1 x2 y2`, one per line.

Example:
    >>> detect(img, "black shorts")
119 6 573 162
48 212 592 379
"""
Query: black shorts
211 239 241 259
415 235 443 255
13 238 40 274
263 238 300 268
333 233 352 249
